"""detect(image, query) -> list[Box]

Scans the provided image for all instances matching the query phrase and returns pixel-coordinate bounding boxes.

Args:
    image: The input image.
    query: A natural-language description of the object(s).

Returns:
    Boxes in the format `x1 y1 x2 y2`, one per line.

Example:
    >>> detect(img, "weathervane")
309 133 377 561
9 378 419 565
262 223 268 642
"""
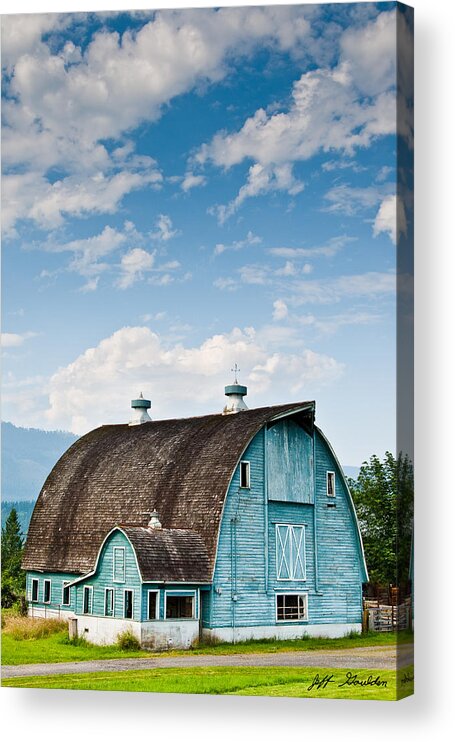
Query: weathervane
231 363 240 384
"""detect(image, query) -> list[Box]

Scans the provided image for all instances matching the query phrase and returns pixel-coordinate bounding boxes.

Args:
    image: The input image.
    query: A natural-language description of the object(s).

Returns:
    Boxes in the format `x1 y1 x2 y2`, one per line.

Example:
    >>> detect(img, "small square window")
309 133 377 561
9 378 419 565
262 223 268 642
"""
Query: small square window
327 471 335 497
31 579 39 602
276 594 307 622
43 580 51 604
240 461 250 488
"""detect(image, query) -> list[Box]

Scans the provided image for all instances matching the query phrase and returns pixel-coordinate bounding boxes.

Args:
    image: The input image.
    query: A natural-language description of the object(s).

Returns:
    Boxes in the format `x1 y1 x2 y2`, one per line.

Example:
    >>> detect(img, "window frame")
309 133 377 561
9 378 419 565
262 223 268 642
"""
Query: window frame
43 579 51 604
164 590 197 620
147 589 159 620
240 460 251 489
275 592 308 623
31 578 39 602
275 524 306 581
83 585 93 615
62 582 71 606
104 587 114 617
113 546 126 583
123 589 134 619
326 471 336 497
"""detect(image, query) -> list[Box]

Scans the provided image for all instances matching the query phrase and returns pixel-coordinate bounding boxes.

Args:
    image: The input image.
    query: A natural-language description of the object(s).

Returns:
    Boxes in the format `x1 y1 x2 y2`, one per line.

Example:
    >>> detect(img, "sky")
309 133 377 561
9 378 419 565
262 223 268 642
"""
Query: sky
1 2 413 466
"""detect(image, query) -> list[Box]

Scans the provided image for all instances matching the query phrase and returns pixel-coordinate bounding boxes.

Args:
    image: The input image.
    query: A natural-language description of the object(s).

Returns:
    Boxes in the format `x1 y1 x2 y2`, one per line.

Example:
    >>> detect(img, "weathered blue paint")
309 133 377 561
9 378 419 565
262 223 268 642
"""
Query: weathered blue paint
26 570 78 613
26 412 366 643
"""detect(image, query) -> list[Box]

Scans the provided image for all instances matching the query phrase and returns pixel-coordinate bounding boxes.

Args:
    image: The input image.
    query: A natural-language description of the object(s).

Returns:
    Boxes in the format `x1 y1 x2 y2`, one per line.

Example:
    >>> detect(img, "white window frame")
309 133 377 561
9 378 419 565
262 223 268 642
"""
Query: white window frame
240 460 251 489
113 546 126 583
104 587 114 617
83 585 93 615
31 578 39 602
147 589 159 620
164 590 197 620
326 471 336 497
62 582 71 606
123 588 134 620
275 592 308 622
275 524 306 581
43 579 51 604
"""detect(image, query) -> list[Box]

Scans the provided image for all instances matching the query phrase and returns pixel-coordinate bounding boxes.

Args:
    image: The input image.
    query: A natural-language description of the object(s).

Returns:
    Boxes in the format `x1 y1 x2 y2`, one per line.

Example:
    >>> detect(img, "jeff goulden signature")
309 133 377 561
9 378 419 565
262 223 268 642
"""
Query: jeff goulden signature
307 671 388 691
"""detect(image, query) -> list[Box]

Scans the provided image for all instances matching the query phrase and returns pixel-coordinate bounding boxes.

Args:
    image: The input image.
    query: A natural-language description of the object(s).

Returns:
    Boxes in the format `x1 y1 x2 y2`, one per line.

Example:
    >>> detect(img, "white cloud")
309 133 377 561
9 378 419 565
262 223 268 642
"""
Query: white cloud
1 331 38 348
373 194 407 245
116 248 156 289
268 235 355 259
33 325 343 433
181 172 207 192
272 300 288 321
151 214 178 242
291 272 396 305
2 6 315 233
214 231 261 256
196 10 397 220
323 183 395 216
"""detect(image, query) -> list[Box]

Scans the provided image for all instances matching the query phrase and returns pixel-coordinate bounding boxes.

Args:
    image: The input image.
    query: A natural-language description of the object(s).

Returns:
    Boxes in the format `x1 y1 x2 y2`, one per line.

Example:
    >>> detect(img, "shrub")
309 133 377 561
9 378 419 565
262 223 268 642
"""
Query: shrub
116 629 141 651
2 614 67 640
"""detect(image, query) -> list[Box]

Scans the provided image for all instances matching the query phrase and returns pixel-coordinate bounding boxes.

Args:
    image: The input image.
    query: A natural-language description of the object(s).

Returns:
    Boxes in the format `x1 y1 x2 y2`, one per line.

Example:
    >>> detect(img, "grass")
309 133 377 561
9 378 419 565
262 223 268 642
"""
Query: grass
1 664 414 701
1 610 413 666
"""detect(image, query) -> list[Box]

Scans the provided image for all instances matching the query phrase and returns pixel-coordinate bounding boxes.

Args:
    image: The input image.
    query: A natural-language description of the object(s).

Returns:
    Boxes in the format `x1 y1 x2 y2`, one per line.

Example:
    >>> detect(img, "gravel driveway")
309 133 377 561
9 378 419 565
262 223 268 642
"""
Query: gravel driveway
2 644 413 679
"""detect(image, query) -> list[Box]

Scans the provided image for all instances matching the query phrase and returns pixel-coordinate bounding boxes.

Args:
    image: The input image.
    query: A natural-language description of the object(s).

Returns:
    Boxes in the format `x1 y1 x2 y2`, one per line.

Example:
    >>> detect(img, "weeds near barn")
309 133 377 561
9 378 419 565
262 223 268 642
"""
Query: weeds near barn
2 613 67 640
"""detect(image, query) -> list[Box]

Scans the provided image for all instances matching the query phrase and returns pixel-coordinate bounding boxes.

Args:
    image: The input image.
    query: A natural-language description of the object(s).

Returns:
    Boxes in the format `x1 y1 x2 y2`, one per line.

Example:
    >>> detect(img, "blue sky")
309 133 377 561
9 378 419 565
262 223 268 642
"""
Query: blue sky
1 2 413 465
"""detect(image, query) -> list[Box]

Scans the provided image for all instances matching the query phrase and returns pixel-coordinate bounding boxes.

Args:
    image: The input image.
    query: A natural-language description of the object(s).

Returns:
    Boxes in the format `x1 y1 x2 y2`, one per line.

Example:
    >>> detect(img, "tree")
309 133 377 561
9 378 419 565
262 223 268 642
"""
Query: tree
1 507 26 607
349 452 413 589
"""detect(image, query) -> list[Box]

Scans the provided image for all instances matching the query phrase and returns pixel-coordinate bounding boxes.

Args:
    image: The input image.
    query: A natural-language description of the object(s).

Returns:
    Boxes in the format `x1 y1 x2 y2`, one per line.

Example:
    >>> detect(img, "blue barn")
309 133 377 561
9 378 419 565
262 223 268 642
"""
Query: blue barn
23 383 368 648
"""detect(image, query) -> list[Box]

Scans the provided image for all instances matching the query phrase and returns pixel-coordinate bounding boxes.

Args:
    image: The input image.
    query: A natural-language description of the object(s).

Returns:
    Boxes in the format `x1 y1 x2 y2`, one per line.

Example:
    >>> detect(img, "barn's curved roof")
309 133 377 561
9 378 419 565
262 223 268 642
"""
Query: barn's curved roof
23 402 314 576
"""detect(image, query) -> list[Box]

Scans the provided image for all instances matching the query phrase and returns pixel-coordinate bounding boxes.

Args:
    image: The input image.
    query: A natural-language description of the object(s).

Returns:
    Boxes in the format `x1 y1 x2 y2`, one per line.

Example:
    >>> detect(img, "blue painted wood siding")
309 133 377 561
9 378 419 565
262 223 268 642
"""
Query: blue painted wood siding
26 570 78 612
267 419 314 503
73 530 143 621
209 422 364 629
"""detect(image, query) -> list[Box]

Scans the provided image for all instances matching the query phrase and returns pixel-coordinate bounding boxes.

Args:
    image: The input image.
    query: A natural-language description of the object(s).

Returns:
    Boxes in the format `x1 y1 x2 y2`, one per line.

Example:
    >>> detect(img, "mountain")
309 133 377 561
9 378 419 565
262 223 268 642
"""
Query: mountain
1 422 78 503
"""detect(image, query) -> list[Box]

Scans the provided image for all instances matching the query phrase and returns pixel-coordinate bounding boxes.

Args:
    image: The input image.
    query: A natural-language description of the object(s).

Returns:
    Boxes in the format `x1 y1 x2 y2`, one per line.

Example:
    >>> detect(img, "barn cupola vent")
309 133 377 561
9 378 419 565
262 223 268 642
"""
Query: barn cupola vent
223 364 248 414
148 509 162 529
129 393 152 426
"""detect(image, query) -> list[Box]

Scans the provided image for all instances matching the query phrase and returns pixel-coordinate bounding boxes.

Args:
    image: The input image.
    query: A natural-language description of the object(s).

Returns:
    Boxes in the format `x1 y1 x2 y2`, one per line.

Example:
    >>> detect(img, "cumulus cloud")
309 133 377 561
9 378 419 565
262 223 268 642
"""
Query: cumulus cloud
272 300 288 321
196 10 397 220
373 194 407 245
1 331 38 348
291 272 396 305
181 172 207 192
151 214 178 242
2 6 315 233
116 248 156 289
214 231 261 256
27 325 343 433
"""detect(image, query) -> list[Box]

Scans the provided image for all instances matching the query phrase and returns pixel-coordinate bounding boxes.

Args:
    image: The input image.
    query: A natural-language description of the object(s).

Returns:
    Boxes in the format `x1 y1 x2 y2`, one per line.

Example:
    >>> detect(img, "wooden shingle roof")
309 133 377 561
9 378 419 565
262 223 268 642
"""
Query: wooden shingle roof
23 402 314 577
121 527 211 583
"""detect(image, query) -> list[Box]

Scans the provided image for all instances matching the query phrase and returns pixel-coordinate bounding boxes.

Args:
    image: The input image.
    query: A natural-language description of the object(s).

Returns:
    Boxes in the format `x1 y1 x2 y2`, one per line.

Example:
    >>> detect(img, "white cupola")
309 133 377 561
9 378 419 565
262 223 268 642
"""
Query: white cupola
223 364 248 414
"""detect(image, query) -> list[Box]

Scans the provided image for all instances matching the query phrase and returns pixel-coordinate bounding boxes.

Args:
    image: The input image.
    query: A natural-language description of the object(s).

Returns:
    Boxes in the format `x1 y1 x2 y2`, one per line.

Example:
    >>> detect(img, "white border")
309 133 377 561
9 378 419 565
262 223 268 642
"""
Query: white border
146 589 159 620
164 589 198 620
275 523 306 581
113 546 126 583
123 588 134 619
82 585 93 615
326 470 336 497
239 459 251 488
61 581 71 606
104 587 114 617
30 577 39 602
43 578 51 604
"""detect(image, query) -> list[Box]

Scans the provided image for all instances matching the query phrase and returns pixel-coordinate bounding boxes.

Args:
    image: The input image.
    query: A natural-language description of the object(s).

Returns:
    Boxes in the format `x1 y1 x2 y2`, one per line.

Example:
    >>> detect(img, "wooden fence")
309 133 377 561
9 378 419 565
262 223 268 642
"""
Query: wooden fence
362 598 412 632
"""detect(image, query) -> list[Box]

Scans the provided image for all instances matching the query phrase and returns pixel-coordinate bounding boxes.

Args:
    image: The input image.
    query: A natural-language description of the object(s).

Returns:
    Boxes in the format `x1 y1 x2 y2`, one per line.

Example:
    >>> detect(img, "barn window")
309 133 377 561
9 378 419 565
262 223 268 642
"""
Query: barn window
113 547 125 582
276 593 308 622
124 590 133 619
31 578 39 602
105 588 114 617
147 590 159 620
83 586 93 614
327 471 336 497
43 579 51 604
276 524 306 580
165 592 196 619
240 460 250 488
62 583 71 606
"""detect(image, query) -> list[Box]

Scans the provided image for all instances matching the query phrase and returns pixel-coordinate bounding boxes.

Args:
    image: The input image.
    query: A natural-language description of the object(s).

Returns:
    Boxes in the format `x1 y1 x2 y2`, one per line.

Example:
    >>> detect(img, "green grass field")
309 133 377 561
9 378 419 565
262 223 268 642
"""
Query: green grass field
1 664 414 701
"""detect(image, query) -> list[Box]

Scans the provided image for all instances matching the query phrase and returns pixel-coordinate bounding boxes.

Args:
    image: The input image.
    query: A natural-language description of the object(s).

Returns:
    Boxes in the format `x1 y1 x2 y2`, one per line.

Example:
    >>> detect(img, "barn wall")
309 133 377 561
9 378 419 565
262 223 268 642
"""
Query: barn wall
209 422 363 634
26 570 78 616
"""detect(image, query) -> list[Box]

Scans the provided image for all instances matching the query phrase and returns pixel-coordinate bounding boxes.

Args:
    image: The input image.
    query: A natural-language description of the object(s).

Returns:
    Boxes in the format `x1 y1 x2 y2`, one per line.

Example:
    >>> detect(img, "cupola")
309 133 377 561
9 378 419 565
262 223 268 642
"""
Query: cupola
129 392 152 426
223 364 248 414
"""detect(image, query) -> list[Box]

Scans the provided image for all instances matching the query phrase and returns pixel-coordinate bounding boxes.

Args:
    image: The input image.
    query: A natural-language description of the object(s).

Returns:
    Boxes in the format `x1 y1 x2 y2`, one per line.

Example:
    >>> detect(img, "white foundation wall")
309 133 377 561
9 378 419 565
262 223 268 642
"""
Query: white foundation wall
28 606 76 621
141 620 199 650
75 616 142 645
203 622 362 643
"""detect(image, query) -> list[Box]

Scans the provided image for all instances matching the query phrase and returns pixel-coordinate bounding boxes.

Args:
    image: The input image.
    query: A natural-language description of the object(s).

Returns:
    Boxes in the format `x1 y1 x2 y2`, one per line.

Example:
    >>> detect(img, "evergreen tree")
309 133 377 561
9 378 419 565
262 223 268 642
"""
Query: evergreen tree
1 507 26 607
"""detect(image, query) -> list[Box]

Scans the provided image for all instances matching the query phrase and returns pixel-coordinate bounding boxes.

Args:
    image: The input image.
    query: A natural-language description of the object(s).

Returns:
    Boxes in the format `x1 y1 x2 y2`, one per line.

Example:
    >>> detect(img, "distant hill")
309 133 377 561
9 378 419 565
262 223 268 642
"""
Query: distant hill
1 422 78 503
